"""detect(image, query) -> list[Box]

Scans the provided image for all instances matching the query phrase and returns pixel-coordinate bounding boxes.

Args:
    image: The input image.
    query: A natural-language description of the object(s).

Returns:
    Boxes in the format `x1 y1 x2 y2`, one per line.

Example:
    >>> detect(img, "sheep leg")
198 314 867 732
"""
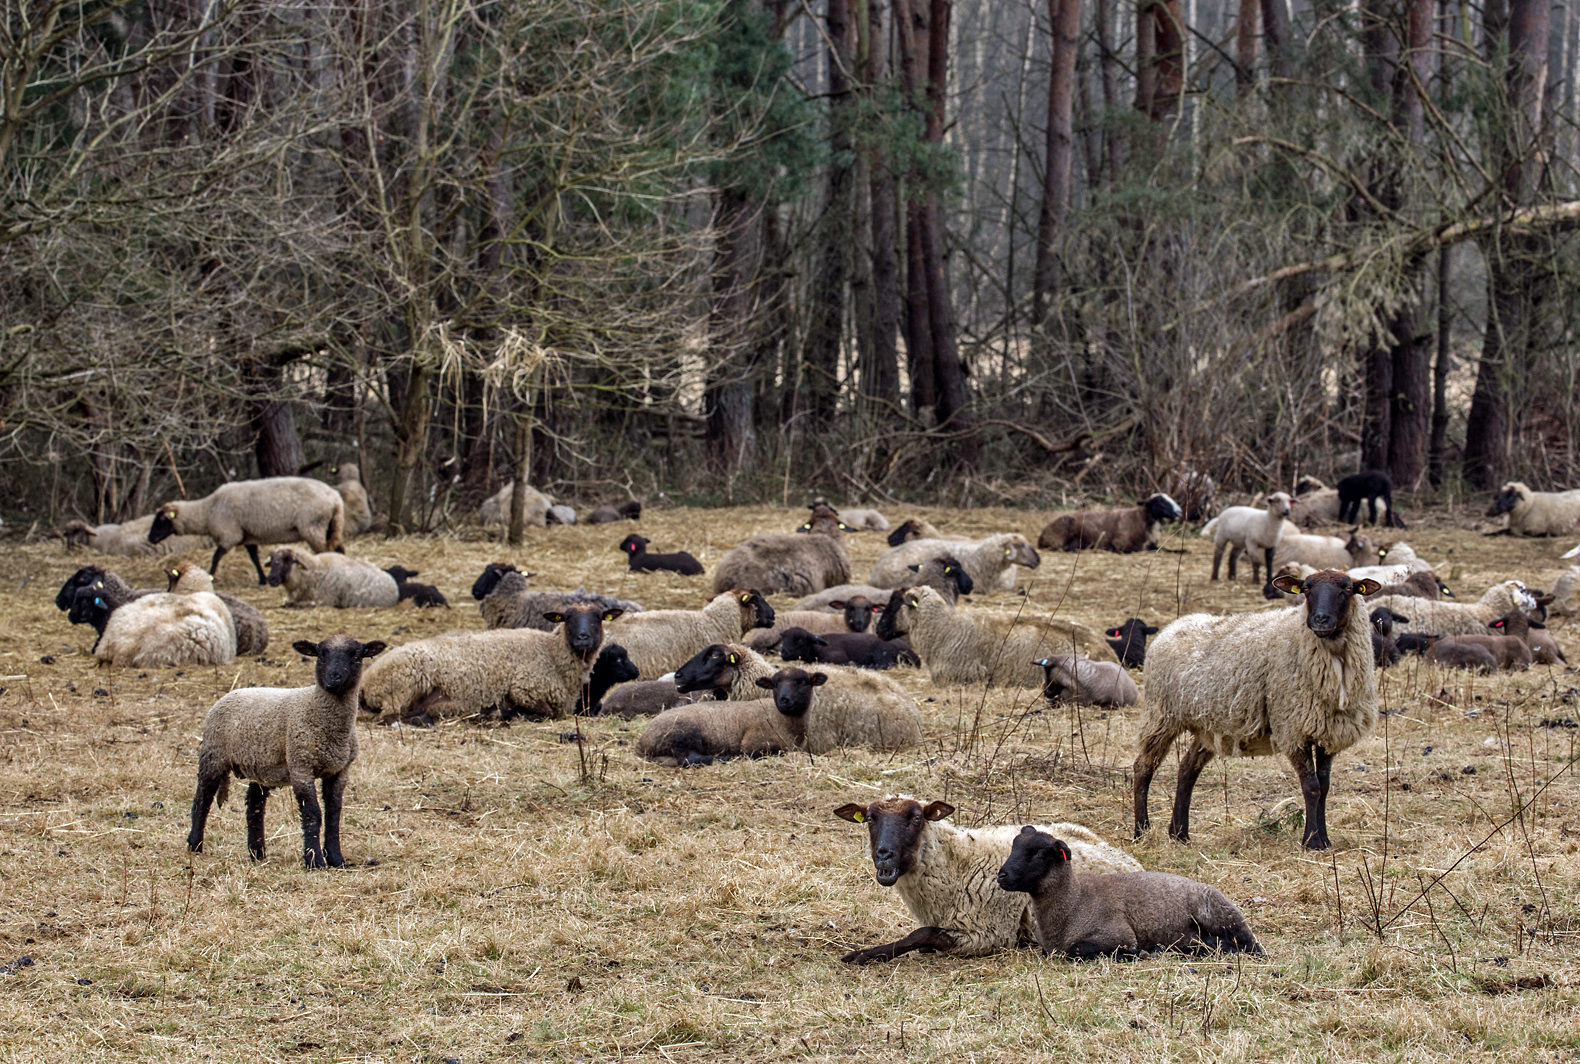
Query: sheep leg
841 926 957 965
208 545 230 579
187 772 224 853
245 783 270 861
245 545 267 585
1211 543 1225 581
321 771 348 869
1289 743 1336 850
1131 728 1179 837
1167 738 1216 842
293 779 328 869
1258 547 1275 588
1066 935 1143 961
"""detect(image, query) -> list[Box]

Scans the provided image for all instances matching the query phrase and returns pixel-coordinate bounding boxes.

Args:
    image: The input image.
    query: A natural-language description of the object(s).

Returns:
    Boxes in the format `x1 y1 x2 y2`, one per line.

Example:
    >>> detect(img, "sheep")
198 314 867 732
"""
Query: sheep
1167 469 1217 523
1486 481 1580 537
603 589 776 679
827 596 883 634
61 514 211 557
81 587 237 668
869 533 1040 594
1427 640 1499 671
1273 527 1380 571
265 547 399 609
588 500 642 523
1035 494 1183 553
792 554 975 612
361 603 621 722
1379 542 1421 563
779 627 920 670
712 505 851 596
478 481 551 528
593 680 712 719
636 667 824 766
671 643 922 754
1105 618 1158 668
1488 611 1567 665
1034 654 1139 707
619 534 704 576
1551 568 1580 618
1134 569 1382 850
996 827 1260 959
828 507 890 532
1425 632 1532 669
886 518 945 547
331 463 374 535
1370 606 1406 666
744 610 858 652
1368 569 1451 600
187 635 384 867
472 566 642 631
874 586 1116 687
574 645 640 715
832 797 1142 963
167 561 269 656
543 504 575 525
1293 476 1342 526
1338 471 1405 527
1201 493 1292 583
149 477 345 584
1368 580 1537 637
384 566 449 608
56 565 155 613
65 582 139 652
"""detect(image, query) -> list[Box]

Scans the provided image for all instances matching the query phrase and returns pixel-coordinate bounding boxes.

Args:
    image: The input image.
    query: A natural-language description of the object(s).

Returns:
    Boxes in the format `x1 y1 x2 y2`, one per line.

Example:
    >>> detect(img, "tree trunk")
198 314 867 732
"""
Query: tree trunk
253 400 306 478
865 0 902 411
1031 0 1082 330
1096 0 1124 179
1236 0 1259 95
386 362 431 533
921 0 970 451
508 406 531 546
704 188 763 475
1136 0 1183 121
1429 244 1452 484
1260 0 1293 83
896 0 936 418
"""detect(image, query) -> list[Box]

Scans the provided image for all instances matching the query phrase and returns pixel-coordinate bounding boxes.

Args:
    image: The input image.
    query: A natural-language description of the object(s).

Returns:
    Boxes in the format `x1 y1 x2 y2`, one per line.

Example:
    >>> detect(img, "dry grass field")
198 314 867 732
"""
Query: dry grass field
2 501 1580 1063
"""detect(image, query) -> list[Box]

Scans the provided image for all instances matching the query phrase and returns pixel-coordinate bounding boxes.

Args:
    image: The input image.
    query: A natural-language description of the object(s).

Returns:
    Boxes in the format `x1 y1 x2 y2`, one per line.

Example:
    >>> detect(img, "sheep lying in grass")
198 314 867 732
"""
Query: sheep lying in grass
1135 569 1381 850
331 463 374 535
1293 476 1341 526
593 679 711 719
384 566 448 608
802 499 890 532
1370 607 1407 666
149 477 345 584
712 504 851 596
1368 580 1537 637
76 586 237 668
576 645 640 715
1035 493 1183 553
996 827 1260 959
1201 492 1292 583
546 504 577 525
1273 527 1380 571
470 564 642 631
870 533 1040 594
744 609 854 652
188 635 385 867
636 667 824 766
588 500 642 523
1034 654 1139 707
833 797 1141 963
1488 611 1567 665
792 554 975 612
56 566 155 613
1485 481 1580 536
1369 570 1451 600
619 534 704 576
1105 618 1158 668
1550 568 1580 618
61 514 211 557
1426 640 1499 671
478 481 551 528
778 627 920 669
167 561 269 655
266 548 399 608
605 589 775 679
886 518 945 546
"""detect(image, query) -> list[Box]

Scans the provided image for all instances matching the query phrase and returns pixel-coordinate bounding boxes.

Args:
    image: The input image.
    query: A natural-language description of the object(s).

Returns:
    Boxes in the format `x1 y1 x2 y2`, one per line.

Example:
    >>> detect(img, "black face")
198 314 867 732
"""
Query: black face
1105 618 1159 643
265 550 295 587
470 563 516 601
1273 570 1379 639
619 500 642 519
836 598 880 634
68 588 113 631
593 644 641 686
995 826 1071 894
778 628 825 663
619 534 649 554
1488 487 1520 516
293 636 386 695
542 604 619 661
56 566 106 611
938 557 974 597
874 590 907 642
739 590 775 631
1145 494 1184 523
386 566 419 582
1369 607 1405 637
834 798 954 887
886 521 919 548
754 667 826 716
148 509 177 544
674 644 742 693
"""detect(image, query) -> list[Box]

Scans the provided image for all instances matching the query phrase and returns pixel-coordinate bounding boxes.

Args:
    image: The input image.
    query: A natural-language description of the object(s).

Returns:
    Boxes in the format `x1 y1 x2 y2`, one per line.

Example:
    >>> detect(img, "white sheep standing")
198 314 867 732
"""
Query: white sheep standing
1200 492 1293 582
149 477 345 583
265 547 400 608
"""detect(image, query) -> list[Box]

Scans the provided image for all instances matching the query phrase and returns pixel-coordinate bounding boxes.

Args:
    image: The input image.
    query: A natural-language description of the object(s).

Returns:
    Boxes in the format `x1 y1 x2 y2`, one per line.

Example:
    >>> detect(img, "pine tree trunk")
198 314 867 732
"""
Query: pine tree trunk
1260 0 1293 82
865 0 902 411
1429 244 1452 485
921 0 970 452
1096 0 1124 179
1031 0 1082 331
1236 0 1259 95
705 188 762 475
896 0 936 418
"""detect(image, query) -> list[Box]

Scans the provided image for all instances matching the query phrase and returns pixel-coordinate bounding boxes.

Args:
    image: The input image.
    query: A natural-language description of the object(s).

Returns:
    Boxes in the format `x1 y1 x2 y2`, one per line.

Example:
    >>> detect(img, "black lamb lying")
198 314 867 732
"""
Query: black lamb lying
385 566 449 608
778 626 920 669
619 534 704 576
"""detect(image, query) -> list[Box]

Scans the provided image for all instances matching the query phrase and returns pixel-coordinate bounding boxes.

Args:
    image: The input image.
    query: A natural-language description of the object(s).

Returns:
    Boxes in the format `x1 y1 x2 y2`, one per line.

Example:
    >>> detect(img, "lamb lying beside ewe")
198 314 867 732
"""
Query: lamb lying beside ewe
636 667 825 766
779 627 920 670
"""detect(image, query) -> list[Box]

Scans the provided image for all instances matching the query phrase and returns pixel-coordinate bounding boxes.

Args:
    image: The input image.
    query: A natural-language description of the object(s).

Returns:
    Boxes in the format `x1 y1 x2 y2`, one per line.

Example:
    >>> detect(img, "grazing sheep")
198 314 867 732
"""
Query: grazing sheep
833 797 1141 963
1035 654 1139 707
874 586 1115 688
744 610 858 652
1427 640 1499 671
149 477 345 584
1167 469 1217 523
886 518 945 547
470 564 642 630
61 514 211 557
1293 476 1342 526
636 668 824 766
1369 570 1451 600
996 827 1260 959
1273 527 1380 571
167 561 270 656
779 627 920 670
792 554 976 612
1338 471 1405 527
331 463 374 535
1134 569 1382 850
56 565 155 613
188 635 385 867
1488 611 1567 665
605 590 776 679
870 533 1040 594
588 500 642 523
384 566 449 608
478 481 551 528
711 505 851 596
1105 618 1159 668
266 547 400 609
1370 606 1407 666
1036 494 1183 553
83 588 237 668
619 534 704 576
1486 481 1580 537
1368 580 1537 637
361 603 620 722
1201 493 1293 583
574 645 640 715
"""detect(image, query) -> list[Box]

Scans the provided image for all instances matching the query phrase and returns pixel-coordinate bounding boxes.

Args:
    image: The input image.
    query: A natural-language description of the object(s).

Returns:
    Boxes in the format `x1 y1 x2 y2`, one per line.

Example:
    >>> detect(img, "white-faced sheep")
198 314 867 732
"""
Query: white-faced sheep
78 587 237 668
149 477 345 584
1034 654 1139 707
636 667 824 766
996 827 1260 959
167 561 269 655
265 548 400 609
1367 580 1537 637
791 554 976 612
1134 569 1382 850
1273 527 1380 571
1488 611 1567 665
61 514 211 557
833 797 1141 963
619 534 704 576
1200 492 1293 583
600 590 775 680
1036 494 1183 553
478 481 551 528
188 635 385 867
1486 482 1580 537
360 603 621 722
470 564 642 631
711 505 851 596
870 533 1040 594
331 463 374 535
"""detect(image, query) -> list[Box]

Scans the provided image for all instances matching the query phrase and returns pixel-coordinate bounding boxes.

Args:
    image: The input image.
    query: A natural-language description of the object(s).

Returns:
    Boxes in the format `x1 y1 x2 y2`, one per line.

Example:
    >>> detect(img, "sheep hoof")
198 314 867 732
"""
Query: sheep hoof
186 837 203 854
840 947 890 965
303 849 328 869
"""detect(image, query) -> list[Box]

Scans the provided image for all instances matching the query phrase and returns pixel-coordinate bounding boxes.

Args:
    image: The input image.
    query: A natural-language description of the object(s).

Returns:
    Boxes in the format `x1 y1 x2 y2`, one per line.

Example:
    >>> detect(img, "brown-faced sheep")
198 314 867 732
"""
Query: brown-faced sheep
149 477 345 584
1036 494 1183 553
711 505 851 596
1487 611 1567 665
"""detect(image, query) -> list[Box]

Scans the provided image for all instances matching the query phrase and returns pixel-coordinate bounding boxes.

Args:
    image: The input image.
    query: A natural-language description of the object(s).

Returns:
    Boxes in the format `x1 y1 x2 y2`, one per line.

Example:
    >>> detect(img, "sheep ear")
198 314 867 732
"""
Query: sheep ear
1353 578 1382 596
360 641 387 658
1144 625 1159 634
542 612 566 624
754 676 775 689
809 672 827 686
292 640 319 658
838 523 854 532
739 593 753 604
1537 594 1555 605
1393 615 1408 624
869 605 884 613
1019 825 1037 836
828 601 846 609
907 564 920 572
1054 842 1072 862
601 608 624 622
1032 658 1051 667
834 803 867 823
1271 575 1303 595
726 652 738 665
920 801 954 821
1490 619 1504 629
1004 548 1013 557
1532 620 1548 629
1105 629 1121 638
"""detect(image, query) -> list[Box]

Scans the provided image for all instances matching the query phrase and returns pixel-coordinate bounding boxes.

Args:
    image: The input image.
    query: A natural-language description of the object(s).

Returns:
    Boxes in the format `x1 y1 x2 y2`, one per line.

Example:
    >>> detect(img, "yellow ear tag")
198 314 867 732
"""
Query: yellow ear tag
852 812 865 823
727 653 738 664
1005 549 1013 557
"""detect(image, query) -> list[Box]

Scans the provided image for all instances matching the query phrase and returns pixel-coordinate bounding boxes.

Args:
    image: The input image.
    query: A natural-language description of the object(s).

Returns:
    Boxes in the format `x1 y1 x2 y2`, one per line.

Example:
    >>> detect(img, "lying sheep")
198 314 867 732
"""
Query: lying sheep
1201 492 1292 583
593 678 712 719
870 533 1040 594
1423 632 1532 669
77 586 237 668
588 500 642 523
803 499 889 532
478 481 551 528
1486 481 1580 537
1488 611 1567 665
1293 476 1342 526
833 797 1141 963
61 514 211 557
744 609 853 652
1034 654 1139 707
471 564 642 631
619 534 704 576
149 477 345 584
575 645 640 715
636 668 824 766
1551 568 1580 618
167 561 269 656
996 827 1260 959
779 627 920 670
1370 607 1407 666
827 596 883 634
1338 471 1405 527
1427 640 1499 671
331 463 374 535
1369 570 1451 600
1273 527 1380 571
1105 618 1158 668
1036 493 1183 553
361 603 620 722
605 589 775 679
1368 580 1537 637
1135 569 1382 850
886 518 945 547
545 504 577 525
66 582 140 652
712 504 851 596
56 565 154 613
384 566 448 608
266 548 399 609
188 635 385 867
792 554 975 612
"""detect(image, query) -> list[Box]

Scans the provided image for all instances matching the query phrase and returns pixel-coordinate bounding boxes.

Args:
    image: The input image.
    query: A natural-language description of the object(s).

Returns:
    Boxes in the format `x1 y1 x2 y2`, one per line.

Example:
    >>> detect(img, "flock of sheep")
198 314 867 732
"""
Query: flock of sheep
46 466 1580 964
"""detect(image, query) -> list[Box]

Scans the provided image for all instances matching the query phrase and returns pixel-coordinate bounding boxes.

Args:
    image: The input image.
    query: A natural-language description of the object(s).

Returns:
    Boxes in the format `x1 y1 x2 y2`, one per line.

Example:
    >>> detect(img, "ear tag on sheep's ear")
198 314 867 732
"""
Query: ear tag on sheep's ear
740 594 752 604
1005 549 1013 558
93 580 103 589
726 653 738 665
850 810 865 823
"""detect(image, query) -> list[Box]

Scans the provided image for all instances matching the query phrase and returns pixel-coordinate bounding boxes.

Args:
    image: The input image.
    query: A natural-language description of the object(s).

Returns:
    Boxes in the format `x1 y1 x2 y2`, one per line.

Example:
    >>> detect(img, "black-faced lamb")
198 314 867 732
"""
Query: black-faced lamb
1035 493 1183 553
833 797 1141 963
635 667 825 766
744 609 857 652
995 827 1260 959
575 645 641 715
167 561 270 655
603 589 775 679
791 554 975 613
778 627 920 669
470 564 642 631
1485 481 1580 537
266 547 400 608
384 566 449 608
869 533 1040 594
1134 569 1382 850
1034 654 1139 707
75 584 237 668
188 635 386 868
1200 492 1293 583
711 504 851 596
1370 606 1406 666
619 534 704 576
1338 470 1405 527
149 477 345 583
588 500 642 523
1105 618 1158 668
56 565 154 613
331 463 374 535
827 596 883 633
886 518 945 547
1488 611 1567 665
61 514 211 557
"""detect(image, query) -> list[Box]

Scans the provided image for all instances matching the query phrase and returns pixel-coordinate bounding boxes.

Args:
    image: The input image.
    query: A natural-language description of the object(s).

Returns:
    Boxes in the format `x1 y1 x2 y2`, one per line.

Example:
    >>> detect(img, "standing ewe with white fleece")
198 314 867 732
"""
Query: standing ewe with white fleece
605 589 775 679
1134 569 1381 850
331 463 374 535
1486 481 1580 536
188 635 385 868
832 797 1141 963
90 588 237 668
1367 580 1537 636
266 547 400 608
149 477 345 584
869 533 1041 594
1201 492 1293 583
61 514 211 557
711 505 851 596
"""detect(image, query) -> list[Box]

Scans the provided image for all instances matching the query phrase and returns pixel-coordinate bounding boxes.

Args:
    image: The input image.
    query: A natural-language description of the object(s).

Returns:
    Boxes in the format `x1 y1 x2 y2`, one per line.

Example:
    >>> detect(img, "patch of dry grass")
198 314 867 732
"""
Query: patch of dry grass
1 504 1579 1062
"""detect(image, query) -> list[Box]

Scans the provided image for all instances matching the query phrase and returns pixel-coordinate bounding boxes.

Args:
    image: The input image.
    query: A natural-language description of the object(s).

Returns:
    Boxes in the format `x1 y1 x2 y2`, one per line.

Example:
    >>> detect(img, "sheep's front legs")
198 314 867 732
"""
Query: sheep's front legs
245 545 267 585
187 772 224 853
841 926 957 965
1289 743 1335 850
1259 547 1276 591
1210 543 1225 581
1168 738 1216 842
293 778 328 869
1131 728 1179 837
245 783 270 861
320 771 348 869
208 545 230 579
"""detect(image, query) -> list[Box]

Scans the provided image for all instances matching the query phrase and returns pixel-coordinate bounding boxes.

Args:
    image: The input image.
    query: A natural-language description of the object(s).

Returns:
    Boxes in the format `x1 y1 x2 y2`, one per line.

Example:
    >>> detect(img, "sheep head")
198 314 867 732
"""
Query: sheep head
778 627 829 663
1143 493 1183 524
1000 534 1041 569
754 667 826 717
265 548 300 587
995 827 1072 894
1486 482 1530 517
56 565 109 611
542 603 621 662
1266 492 1295 519
292 635 386 696
618 534 649 555
1270 569 1381 639
728 589 775 631
675 644 746 694
470 562 520 600
834 796 954 887
148 506 180 543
